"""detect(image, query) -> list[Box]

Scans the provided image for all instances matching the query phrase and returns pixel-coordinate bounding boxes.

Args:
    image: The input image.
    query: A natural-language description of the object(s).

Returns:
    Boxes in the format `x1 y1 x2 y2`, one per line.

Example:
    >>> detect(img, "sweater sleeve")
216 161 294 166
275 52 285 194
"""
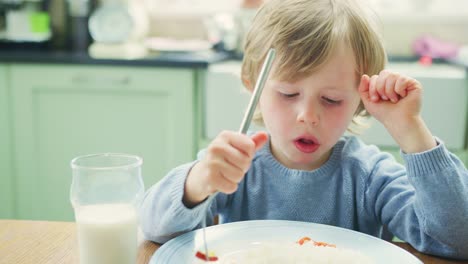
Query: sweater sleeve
138 161 229 243
363 139 468 259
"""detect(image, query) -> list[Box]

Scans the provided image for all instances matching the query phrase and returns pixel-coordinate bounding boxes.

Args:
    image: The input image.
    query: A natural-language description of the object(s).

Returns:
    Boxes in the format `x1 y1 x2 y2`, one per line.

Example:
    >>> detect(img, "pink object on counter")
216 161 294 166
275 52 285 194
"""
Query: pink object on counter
412 35 460 59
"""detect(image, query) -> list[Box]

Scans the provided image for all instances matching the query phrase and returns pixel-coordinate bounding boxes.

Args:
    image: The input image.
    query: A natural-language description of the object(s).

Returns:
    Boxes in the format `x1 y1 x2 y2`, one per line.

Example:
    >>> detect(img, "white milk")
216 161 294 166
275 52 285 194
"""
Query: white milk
76 203 138 264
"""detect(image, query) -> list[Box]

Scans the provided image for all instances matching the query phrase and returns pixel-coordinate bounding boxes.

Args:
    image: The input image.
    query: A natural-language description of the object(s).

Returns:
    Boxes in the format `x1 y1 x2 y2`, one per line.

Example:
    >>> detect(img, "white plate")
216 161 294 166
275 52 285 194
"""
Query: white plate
150 220 423 264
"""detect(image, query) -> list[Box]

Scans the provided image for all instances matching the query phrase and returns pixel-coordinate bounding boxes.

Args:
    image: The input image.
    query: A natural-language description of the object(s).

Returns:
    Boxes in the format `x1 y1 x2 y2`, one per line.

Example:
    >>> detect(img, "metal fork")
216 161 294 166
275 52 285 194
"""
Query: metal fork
200 48 276 261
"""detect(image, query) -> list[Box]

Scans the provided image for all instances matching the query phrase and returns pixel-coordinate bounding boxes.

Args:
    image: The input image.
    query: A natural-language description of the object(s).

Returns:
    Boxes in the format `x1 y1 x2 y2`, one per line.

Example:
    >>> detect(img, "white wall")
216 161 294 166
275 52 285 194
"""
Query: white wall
369 0 468 55
143 0 468 55
144 0 242 17
144 0 468 16
370 0 468 14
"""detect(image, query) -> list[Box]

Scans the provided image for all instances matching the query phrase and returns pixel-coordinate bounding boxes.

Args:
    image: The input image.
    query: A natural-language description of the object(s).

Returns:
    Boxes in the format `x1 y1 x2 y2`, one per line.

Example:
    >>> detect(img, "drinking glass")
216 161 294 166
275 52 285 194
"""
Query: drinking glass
70 153 144 264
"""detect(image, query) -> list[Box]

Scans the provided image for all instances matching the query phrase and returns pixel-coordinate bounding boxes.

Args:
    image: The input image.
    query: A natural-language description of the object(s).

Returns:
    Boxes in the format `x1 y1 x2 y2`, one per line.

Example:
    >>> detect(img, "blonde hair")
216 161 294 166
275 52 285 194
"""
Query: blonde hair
241 0 387 132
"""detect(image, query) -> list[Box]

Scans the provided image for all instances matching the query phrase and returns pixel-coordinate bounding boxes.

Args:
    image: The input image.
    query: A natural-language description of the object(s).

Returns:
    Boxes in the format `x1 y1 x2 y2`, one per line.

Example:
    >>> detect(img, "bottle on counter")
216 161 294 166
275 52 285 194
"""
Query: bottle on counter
66 0 91 52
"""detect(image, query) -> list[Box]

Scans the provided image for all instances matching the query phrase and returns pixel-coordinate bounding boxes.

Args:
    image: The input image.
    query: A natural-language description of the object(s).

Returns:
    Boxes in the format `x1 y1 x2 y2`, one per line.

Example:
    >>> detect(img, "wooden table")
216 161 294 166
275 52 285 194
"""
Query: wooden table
0 220 466 264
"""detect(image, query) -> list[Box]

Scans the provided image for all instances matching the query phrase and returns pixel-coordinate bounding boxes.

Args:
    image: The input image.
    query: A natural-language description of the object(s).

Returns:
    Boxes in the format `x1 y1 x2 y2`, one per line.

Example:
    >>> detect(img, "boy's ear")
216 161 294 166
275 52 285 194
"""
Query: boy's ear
242 78 253 91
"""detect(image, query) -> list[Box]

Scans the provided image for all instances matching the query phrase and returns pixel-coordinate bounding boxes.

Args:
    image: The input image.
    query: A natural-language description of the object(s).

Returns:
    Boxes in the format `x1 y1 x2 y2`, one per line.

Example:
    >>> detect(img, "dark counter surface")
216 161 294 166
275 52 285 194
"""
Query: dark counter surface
1 49 465 70
0 49 232 68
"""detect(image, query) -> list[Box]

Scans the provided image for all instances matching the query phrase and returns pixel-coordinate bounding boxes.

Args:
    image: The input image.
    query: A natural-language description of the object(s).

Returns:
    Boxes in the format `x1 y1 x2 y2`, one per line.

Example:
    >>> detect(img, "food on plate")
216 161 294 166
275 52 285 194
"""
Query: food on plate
194 236 374 263
296 236 336 247
195 250 219 262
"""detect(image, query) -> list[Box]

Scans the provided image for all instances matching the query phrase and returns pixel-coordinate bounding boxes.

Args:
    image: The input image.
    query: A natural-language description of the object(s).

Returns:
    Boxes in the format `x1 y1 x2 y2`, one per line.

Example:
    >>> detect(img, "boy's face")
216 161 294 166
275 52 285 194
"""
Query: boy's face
258 44 361 170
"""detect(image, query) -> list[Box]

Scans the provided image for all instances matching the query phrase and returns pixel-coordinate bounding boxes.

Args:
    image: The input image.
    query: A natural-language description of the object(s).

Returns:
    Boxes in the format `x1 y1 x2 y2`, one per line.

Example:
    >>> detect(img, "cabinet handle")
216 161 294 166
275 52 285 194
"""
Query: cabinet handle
71 75 131 86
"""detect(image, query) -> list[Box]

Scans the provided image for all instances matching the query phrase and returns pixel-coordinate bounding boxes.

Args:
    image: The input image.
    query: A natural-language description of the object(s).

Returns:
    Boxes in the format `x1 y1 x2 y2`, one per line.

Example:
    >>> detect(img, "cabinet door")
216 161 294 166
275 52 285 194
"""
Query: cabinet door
0 64 14 218
11 64 195 221
454 149 468 167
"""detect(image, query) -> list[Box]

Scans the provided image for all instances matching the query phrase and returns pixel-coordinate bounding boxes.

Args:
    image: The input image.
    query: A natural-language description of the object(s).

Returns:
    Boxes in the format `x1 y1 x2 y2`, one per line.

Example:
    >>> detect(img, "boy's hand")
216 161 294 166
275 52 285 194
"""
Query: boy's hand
358 70 436 153
359 70 422 125
183 131 268 207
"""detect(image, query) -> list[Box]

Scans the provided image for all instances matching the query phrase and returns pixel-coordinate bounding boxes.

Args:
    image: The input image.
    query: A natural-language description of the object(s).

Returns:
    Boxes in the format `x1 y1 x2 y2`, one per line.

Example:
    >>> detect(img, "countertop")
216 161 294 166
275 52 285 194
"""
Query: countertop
0 219 466 264
0 49 232 68
1 48 466 70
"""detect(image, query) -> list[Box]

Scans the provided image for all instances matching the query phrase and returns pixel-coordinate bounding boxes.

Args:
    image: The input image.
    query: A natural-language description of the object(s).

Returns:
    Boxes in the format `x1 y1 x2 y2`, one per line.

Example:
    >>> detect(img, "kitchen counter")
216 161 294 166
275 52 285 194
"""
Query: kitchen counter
0 219 466 264
0 50 231 68
1 49 465 69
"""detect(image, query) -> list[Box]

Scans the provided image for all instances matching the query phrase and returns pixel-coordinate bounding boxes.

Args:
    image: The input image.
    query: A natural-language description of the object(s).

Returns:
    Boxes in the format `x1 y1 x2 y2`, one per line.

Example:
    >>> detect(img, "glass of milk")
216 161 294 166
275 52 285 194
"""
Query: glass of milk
70 153 144 264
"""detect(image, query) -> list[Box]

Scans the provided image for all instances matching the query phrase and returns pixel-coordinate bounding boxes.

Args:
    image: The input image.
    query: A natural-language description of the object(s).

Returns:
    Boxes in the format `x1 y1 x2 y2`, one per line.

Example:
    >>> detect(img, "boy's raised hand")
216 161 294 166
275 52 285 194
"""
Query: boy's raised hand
183 131 268 207
358 70 423 125
358 70 436 153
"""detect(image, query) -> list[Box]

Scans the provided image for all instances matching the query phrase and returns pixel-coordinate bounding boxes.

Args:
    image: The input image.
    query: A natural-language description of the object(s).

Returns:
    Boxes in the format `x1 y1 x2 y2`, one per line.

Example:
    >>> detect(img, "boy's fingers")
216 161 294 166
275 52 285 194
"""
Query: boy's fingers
218 160 246 183
384 75 399 103
220 131 255 157
251 132 269 151
358 75 370 94
369 75 379 102
375 72 390 100
221 145 252 172
395 76 409 98
214 173 238 194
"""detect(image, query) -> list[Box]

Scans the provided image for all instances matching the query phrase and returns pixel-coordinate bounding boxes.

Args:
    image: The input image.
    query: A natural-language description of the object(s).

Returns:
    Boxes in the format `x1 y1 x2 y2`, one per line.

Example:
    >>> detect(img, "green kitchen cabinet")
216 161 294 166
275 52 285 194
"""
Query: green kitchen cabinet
0 64 14 218
456 149 468 166
10 64 196 221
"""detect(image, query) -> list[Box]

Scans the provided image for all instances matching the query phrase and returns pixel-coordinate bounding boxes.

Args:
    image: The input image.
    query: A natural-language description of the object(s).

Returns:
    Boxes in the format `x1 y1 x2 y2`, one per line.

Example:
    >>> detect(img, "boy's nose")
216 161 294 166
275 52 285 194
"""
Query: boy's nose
297 104 320 126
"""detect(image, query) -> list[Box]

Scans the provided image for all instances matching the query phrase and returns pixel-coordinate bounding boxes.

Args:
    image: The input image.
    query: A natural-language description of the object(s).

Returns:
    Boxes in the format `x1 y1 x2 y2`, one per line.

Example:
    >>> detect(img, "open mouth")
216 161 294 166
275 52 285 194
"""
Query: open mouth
294 137 320 153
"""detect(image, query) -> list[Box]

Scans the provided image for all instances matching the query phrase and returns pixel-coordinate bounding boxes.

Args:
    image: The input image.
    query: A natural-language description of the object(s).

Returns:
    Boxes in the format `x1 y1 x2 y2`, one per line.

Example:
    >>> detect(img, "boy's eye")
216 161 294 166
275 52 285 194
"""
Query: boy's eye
322 97 341 105
280 92 299 98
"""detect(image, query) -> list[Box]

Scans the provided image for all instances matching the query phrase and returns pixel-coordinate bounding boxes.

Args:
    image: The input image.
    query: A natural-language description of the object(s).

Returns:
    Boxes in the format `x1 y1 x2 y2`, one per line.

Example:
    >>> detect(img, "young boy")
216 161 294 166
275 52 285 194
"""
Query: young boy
140 0 468 259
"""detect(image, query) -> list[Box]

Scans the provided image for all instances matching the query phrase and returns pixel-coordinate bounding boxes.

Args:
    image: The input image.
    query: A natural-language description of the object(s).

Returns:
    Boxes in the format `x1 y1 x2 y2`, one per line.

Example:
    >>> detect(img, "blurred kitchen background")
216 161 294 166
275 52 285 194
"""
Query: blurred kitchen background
0 0 467 221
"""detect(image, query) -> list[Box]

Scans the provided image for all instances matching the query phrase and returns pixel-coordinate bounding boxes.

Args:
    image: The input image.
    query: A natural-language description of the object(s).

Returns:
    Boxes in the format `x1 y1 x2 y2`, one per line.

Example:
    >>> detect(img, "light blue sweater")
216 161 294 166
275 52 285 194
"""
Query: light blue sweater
140 136 468 259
